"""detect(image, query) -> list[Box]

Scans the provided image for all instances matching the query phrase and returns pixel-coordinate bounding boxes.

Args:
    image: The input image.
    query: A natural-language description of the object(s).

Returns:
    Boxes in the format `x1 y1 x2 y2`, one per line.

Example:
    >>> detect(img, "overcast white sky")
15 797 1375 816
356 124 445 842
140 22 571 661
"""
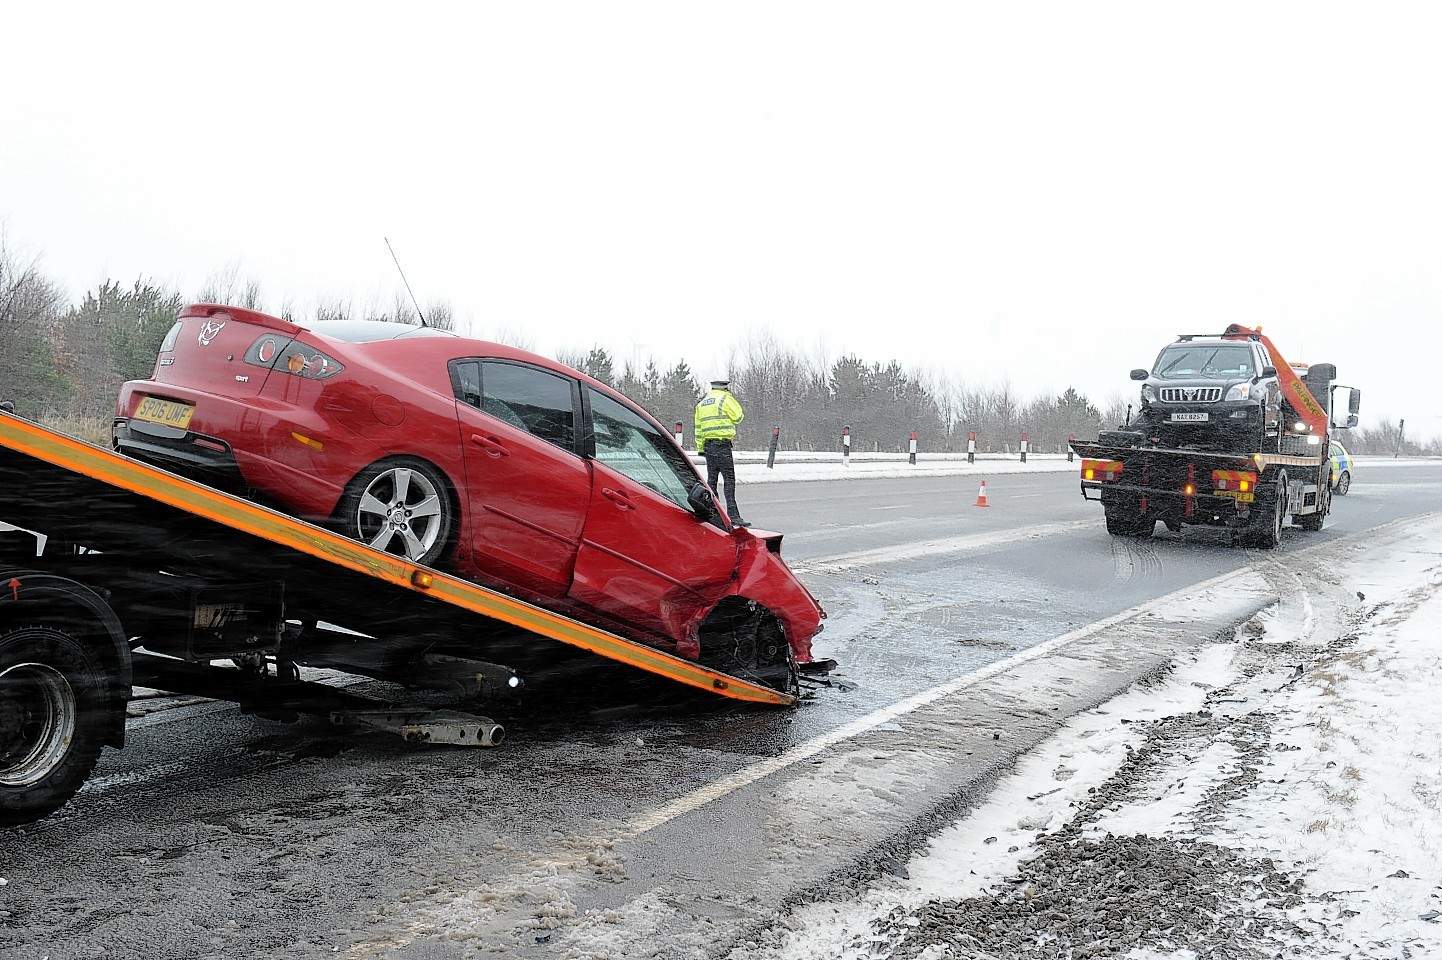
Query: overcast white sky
4 2 1441 440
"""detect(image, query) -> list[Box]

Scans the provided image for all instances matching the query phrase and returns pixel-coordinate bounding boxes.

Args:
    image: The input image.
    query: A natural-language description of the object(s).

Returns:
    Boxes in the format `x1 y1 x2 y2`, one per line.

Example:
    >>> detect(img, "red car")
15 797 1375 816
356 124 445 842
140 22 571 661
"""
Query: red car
114 304 823 688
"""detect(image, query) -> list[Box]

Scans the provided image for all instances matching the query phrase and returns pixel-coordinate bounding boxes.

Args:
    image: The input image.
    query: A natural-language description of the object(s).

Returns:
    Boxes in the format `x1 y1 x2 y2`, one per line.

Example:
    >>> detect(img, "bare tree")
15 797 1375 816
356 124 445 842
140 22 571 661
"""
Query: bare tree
423 298 455 331
197 262 264 309
0 228 69 411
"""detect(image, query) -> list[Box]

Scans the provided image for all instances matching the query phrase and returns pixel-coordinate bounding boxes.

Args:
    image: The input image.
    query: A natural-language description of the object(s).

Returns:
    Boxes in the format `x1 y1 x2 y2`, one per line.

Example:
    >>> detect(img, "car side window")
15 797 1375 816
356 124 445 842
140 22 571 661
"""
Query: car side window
451 359 578 453
585 387 696 509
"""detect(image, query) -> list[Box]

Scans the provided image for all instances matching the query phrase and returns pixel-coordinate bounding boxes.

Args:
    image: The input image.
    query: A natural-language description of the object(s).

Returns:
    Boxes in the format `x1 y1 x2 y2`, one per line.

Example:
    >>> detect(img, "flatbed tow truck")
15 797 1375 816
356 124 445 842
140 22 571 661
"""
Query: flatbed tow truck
0 409 810 827
1071 324 1361 547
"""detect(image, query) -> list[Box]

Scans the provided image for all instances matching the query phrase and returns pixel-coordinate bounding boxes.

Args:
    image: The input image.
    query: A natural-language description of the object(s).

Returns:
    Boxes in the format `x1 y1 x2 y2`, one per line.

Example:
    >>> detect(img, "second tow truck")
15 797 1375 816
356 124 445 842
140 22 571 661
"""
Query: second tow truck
1071 324 1362 547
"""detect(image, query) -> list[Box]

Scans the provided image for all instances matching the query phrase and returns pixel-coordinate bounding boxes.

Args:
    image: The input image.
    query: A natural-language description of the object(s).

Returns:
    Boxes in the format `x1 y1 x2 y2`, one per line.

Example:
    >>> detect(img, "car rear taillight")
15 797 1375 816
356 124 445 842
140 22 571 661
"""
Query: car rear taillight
244 335 345 381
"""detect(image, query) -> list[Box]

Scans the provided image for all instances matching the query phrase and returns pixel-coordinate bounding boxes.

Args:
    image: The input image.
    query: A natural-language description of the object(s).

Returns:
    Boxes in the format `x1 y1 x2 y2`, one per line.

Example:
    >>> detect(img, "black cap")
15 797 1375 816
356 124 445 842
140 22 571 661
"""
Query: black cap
710 379 730 387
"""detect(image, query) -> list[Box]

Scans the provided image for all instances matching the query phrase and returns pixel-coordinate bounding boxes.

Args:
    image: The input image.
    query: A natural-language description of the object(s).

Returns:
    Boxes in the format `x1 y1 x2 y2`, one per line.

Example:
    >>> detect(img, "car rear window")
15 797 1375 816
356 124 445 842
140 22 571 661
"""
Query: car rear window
305 319 458 343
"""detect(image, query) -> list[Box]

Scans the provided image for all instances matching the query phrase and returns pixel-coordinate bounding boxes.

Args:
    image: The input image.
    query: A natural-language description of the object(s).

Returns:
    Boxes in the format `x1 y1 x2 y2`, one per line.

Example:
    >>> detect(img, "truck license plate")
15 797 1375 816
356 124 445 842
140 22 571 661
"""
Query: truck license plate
1170 412 1209 423
134 396 195 429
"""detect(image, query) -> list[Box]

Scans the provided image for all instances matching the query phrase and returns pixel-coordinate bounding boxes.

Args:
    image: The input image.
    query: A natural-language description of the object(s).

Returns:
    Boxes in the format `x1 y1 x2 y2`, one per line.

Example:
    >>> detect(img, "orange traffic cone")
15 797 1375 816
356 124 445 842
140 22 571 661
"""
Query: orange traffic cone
974 480 990 507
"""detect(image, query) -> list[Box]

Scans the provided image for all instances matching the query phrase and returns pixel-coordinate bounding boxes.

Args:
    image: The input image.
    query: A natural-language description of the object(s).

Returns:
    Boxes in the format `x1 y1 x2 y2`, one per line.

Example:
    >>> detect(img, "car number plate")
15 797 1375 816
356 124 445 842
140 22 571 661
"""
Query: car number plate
134 396 195 429
1170 412 1209 423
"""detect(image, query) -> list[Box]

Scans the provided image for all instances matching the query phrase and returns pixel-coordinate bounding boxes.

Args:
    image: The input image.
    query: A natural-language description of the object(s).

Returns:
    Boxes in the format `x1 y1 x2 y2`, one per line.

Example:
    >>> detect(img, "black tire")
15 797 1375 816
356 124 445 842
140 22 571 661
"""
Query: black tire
700 606 799 696
1295 477 1330 532
336 457 455 567
1246 471 1287 549
1335 471 1351 496
0 625 111 827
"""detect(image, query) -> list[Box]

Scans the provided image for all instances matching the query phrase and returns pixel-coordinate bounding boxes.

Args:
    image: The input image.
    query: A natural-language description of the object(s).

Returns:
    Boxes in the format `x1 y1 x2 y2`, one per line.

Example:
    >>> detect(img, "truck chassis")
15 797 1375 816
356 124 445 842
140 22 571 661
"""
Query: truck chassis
1071 443 1331 547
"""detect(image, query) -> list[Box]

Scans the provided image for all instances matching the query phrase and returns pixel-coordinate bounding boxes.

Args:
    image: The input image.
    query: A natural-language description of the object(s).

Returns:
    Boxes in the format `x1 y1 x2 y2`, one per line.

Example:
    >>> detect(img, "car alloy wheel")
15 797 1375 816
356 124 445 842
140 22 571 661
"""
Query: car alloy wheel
343 458 453 566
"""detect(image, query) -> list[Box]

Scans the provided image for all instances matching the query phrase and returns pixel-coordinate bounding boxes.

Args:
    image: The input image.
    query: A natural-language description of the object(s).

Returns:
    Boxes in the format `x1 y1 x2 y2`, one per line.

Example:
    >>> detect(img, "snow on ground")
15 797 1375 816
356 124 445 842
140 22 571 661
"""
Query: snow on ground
718 489 1442 958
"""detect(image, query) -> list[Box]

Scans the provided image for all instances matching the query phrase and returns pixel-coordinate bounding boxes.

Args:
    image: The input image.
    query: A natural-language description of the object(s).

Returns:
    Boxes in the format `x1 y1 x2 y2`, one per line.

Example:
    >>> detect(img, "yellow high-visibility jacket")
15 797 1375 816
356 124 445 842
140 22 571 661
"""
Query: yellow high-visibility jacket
694 388 744 452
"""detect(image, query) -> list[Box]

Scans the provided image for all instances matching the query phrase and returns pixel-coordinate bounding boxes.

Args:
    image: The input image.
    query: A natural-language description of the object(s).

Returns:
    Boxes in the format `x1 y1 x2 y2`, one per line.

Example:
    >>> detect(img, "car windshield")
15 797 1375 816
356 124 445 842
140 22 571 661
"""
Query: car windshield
1153 344 1253 380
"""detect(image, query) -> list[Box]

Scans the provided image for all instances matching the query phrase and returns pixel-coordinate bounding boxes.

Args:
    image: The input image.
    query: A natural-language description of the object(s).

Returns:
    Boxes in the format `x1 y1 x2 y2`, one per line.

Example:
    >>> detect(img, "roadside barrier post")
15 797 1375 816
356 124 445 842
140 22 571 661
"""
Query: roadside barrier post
674 421 684 449
766 424 780 469
967 431 976 464
842 425 851 466
909 430 917 465
1020 432 1028 463
1067 434 1075 463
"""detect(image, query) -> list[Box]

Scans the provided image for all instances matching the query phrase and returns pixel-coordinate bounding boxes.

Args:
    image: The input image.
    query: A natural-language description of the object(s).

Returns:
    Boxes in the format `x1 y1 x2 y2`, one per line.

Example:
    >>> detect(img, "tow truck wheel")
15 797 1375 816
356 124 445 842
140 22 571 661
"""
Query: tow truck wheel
338 457 455 567
1246 471 1287 549
1295 476 1330 532
0 625 109 827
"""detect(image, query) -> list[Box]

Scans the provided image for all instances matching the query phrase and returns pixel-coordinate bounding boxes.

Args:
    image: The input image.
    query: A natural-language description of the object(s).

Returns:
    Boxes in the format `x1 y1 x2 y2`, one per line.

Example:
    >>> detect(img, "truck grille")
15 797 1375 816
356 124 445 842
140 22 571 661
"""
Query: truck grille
1159 387 1223 403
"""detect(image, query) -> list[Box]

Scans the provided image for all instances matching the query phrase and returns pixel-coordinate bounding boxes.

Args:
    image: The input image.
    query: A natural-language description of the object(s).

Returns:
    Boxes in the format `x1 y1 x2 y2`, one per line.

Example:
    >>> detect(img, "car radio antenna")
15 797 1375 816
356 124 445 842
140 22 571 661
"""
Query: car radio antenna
384 237 428 327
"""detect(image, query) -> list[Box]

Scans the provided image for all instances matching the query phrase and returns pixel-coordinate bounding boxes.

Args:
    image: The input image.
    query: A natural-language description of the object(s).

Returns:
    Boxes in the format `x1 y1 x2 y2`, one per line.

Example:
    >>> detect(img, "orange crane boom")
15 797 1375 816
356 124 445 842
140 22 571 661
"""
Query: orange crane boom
1221 323 1329 436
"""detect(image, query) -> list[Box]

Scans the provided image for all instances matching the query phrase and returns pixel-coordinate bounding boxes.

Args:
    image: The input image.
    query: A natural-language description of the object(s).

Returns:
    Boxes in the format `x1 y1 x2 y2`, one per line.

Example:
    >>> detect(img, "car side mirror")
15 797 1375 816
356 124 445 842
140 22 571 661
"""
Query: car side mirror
1262 365 1277 377
1130 369 1148 381
687 482 719 520
0 400 14 415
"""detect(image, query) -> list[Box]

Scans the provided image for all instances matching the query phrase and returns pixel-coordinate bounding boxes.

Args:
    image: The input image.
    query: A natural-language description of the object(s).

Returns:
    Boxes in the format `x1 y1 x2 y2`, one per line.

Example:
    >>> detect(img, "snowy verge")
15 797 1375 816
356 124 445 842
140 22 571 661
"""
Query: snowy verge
732 514 1442 960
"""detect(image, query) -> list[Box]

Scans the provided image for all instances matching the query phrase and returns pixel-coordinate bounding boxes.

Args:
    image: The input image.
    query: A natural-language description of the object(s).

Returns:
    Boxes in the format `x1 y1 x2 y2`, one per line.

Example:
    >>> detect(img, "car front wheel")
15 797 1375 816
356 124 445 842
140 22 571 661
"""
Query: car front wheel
1335 470 1351 496
338 457 455 567
699 601 800 696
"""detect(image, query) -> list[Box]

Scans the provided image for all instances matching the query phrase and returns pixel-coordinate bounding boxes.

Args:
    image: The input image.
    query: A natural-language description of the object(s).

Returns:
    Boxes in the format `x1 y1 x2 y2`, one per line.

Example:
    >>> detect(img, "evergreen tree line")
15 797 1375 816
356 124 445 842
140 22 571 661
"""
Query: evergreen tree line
2 237 1434 456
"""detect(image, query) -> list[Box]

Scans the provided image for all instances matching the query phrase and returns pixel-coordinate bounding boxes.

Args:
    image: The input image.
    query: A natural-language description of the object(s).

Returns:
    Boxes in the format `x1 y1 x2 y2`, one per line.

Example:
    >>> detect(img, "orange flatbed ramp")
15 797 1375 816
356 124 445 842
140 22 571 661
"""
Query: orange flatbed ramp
0 413 794 706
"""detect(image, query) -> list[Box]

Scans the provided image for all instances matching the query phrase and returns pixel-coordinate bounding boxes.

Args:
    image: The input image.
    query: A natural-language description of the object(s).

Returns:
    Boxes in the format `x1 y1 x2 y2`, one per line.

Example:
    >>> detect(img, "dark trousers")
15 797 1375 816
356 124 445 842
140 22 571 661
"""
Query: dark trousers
703 439 742 519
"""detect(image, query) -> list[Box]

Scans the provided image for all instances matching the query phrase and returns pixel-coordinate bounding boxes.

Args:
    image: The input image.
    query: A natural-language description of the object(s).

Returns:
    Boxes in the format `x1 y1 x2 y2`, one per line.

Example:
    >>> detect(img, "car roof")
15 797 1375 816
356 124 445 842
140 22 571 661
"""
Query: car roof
303 319 460 343
177 303 650 424
296 317 637 407
1163 337 1245 349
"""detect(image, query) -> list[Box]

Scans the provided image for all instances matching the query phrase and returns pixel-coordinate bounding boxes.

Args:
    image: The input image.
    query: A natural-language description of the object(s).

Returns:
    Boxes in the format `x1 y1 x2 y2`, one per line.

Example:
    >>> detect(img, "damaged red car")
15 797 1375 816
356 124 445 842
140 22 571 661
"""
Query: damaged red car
114 304 823 689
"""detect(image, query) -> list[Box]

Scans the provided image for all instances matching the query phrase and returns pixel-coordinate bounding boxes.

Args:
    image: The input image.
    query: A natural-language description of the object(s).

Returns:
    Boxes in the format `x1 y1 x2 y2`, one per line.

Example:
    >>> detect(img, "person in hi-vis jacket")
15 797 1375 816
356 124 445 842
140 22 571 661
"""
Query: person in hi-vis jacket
694 378 747 526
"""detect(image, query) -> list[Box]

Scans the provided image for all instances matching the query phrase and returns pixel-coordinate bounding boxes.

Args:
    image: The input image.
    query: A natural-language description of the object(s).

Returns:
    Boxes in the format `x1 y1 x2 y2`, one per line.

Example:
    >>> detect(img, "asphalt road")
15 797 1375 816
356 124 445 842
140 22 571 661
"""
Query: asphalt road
2 462 1437 960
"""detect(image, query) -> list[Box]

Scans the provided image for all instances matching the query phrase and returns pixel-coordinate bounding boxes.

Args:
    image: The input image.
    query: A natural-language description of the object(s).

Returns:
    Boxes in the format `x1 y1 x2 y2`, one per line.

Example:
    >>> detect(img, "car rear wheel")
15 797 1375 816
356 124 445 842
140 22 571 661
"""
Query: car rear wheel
1335 470 1351 496
338 458 454 567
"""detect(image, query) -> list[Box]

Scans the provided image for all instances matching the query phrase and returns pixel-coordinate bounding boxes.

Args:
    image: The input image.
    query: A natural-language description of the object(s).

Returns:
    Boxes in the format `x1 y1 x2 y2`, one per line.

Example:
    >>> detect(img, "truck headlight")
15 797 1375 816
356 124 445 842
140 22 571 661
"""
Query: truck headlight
1225 382 1252 401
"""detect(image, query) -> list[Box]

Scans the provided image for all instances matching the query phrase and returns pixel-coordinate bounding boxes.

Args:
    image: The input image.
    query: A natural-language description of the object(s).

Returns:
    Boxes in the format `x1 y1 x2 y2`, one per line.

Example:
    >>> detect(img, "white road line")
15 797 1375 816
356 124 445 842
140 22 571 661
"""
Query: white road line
790 520 1097 573
622 565 1269 839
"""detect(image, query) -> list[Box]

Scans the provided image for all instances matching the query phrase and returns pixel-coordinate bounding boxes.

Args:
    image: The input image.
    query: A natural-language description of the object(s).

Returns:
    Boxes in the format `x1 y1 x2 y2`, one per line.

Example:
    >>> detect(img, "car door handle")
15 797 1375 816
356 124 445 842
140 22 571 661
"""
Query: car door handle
601 487 635 510
469 433 509 457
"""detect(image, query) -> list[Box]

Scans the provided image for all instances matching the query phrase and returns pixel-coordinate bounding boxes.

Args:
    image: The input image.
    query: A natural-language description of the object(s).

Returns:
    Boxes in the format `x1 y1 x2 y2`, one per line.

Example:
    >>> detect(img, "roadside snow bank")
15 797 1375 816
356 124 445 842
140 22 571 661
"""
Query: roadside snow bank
735 514 1442 960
